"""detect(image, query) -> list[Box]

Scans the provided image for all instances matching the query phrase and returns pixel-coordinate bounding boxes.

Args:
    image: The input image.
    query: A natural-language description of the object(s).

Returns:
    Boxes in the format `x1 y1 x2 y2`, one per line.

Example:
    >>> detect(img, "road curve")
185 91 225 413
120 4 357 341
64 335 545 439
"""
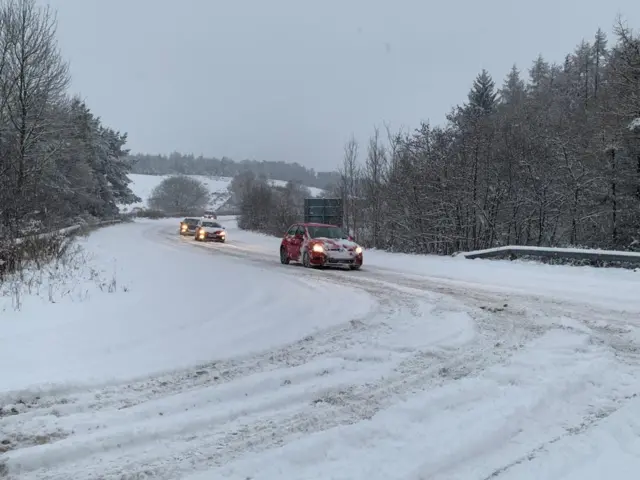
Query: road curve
3 219 640 480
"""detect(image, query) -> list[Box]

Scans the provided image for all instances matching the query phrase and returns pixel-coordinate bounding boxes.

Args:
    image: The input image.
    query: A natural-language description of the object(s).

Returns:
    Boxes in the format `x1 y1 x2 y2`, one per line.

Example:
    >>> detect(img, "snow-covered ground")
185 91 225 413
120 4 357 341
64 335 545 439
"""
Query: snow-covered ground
1 217 640 479
268 178 325 197
219 216 640 312
121 174 234 213
121 174 326 213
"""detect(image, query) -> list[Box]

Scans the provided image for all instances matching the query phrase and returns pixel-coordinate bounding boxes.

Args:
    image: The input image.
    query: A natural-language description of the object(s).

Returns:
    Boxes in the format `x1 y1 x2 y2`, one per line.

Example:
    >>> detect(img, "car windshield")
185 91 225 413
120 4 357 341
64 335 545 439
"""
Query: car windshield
184 218 198 225
202 222 221 228
307 226 347 239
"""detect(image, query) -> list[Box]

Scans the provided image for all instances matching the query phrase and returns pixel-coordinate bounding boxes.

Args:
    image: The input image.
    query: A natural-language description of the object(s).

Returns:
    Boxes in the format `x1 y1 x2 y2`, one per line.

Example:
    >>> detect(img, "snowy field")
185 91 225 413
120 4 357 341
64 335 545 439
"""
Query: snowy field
267 178 325 197
121 174 235 213
1 217 640 479
121 174 325 213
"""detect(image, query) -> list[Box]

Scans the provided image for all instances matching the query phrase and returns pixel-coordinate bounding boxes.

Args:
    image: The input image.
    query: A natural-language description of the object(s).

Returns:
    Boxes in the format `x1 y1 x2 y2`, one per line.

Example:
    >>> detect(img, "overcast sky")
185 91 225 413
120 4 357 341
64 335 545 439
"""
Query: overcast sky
43 0 640 171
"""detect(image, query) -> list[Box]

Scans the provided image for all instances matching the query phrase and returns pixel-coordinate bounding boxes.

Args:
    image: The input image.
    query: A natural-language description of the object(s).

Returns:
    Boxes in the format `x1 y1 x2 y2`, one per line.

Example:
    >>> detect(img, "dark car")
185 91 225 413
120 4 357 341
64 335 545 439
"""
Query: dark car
179 217 200 236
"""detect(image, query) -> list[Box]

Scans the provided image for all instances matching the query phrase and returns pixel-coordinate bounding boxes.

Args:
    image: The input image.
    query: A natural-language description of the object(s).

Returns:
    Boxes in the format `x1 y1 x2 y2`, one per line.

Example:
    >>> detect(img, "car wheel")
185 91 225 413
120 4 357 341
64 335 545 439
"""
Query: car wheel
280 247 290 265
350 265 361 270
303 251 311 268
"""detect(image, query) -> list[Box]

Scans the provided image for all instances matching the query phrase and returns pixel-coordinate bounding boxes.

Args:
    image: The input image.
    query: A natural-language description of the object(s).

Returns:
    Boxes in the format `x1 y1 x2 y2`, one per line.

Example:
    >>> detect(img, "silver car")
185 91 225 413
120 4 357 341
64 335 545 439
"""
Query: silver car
194 219 226 242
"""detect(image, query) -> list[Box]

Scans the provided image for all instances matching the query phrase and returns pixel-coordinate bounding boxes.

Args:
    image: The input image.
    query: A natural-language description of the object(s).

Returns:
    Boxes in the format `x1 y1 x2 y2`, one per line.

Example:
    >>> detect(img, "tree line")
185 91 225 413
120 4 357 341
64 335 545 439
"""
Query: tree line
230 171 311 235
0 0 138 240
234 19 640 255
128 152 339 190
328 19 640 254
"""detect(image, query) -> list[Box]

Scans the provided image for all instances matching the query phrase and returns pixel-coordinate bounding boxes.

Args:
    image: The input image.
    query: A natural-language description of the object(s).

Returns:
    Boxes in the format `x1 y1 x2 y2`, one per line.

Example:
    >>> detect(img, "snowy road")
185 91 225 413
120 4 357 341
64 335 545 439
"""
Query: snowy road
2 218 640 479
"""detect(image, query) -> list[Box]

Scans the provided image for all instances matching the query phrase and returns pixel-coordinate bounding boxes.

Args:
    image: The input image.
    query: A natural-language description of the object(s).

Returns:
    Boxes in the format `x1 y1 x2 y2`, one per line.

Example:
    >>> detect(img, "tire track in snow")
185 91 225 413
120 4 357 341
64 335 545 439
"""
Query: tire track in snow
5 243 533 479
481 390 640 480
0 227 423 477
1 301 532 480
176 226 640 478
2 222 633 479
180 226 640 480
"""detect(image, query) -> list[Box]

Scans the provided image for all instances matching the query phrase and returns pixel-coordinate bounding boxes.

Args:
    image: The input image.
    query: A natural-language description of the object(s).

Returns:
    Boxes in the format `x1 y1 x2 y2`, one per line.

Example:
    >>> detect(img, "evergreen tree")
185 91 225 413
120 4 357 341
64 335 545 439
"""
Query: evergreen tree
467 69 497 114
499 64 526 106
528 54 551 93
317 20 640 254
592 28 608 98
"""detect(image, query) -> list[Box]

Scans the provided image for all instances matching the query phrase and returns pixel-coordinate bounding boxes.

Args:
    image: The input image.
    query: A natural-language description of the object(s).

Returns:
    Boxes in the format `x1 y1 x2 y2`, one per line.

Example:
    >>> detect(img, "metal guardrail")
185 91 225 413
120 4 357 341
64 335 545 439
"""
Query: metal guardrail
10 219 123 245
462 245 640 266
1 219 123 268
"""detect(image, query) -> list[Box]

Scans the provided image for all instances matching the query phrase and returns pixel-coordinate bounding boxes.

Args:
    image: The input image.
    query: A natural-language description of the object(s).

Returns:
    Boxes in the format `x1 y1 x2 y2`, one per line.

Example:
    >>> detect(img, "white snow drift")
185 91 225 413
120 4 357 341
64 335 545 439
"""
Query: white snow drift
1 217 640 480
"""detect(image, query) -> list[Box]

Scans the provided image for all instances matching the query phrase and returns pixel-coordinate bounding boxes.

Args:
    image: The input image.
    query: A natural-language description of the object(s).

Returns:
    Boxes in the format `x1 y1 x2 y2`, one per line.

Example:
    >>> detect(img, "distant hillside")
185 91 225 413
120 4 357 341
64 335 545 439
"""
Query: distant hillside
127 152 340 190
120 174 325 213
120 174 233 213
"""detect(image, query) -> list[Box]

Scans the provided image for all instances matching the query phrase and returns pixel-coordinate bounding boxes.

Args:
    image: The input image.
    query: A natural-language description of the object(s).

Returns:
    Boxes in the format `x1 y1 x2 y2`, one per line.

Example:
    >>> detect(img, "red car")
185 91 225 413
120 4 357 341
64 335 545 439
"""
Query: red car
280 223 363 270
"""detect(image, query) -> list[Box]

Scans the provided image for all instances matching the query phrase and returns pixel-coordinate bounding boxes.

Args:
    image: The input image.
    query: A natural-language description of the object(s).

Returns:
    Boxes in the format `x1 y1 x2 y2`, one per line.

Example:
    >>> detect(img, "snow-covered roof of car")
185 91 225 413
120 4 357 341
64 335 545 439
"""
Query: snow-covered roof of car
199 220 222 228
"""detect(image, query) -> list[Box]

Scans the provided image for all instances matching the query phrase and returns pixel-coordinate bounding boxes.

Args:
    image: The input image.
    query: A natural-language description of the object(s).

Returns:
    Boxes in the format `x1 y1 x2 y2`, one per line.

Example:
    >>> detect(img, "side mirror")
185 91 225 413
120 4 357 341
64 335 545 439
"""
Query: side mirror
348 235 354 241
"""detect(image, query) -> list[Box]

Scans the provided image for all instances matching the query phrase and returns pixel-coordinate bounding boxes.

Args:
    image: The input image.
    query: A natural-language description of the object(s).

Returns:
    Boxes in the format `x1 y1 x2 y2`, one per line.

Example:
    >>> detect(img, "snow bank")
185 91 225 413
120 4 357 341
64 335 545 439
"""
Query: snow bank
461 245 640 270
463 244 640 259
0 219 373 394
220 216 640 312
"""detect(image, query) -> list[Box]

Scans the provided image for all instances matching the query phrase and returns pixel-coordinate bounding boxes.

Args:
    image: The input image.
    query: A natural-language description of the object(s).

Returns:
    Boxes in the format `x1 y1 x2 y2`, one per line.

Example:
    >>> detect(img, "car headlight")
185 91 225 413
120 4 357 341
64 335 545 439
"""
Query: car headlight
312 244 324 253
181 225 187 230
355 246 362 254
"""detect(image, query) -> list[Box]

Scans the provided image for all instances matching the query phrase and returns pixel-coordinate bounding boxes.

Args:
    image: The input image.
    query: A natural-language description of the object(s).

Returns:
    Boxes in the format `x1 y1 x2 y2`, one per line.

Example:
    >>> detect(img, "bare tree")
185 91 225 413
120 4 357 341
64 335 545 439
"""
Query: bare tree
339 135 361 237
337 18 640 255
228 170 257 206
236 17 640 257
270 181 310 234
232 171 312 236
363 127 387 248
148 175 211 213
0 0 70 232
237 179 275 233
0 0 138 284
